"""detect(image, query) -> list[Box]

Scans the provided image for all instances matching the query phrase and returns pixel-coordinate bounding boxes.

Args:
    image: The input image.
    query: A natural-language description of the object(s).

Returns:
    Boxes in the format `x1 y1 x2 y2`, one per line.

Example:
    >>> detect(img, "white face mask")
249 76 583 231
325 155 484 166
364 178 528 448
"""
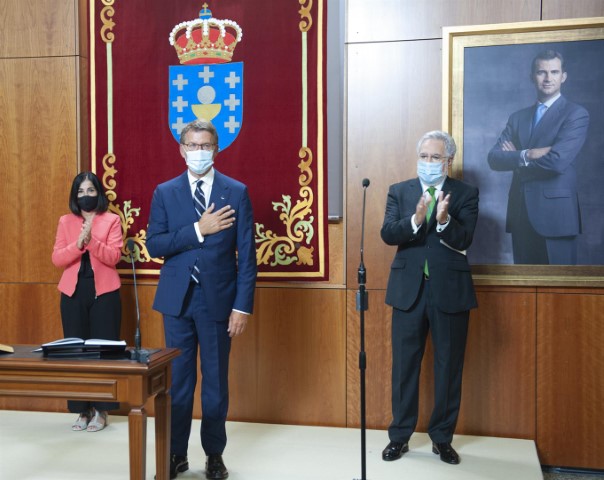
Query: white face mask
417 160 446 186
185 149 214 175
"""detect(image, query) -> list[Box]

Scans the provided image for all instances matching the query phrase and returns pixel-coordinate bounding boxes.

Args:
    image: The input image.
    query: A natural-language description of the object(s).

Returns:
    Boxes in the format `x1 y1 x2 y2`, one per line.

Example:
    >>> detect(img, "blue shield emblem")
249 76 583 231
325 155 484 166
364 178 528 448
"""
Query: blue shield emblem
169 63 243 150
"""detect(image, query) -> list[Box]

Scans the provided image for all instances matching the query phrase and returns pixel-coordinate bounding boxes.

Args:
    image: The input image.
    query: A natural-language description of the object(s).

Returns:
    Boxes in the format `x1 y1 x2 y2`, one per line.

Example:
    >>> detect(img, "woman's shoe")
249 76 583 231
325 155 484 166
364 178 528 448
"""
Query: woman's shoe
86 410 108 432
72 410 92 431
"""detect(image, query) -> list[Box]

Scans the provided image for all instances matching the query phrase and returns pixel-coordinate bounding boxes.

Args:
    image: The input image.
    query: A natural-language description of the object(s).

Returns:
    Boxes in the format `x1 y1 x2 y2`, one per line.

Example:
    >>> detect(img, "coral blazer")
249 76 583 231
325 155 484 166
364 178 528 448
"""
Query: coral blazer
52 212 123 297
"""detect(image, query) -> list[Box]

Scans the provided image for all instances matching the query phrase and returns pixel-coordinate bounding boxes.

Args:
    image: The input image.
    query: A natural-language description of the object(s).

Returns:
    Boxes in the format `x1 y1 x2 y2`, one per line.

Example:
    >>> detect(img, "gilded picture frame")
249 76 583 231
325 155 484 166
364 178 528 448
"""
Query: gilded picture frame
443 17 604 286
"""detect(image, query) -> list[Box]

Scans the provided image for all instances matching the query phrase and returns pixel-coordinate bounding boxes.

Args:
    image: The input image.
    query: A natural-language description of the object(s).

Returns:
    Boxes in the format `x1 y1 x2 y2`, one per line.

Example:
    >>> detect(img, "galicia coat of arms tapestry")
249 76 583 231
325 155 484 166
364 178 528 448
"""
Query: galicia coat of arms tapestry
90 1 328 280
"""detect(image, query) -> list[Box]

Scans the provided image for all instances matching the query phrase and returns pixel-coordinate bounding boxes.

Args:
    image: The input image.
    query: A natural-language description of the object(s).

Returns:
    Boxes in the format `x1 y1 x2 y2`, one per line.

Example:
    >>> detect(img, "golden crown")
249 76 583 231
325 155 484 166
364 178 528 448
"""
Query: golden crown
169 3 243 65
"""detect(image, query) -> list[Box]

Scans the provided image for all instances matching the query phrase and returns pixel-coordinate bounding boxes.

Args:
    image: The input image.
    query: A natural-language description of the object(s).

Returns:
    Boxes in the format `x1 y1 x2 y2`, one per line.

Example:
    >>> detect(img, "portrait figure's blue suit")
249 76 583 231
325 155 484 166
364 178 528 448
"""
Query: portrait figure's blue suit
147 169 257 456
488 95 589 264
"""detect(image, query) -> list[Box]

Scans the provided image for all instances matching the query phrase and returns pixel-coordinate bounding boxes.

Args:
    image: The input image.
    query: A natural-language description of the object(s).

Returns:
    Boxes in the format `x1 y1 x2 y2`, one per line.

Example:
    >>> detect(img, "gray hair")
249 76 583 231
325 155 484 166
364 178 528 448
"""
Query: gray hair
416 130 457 158
179 119 219 147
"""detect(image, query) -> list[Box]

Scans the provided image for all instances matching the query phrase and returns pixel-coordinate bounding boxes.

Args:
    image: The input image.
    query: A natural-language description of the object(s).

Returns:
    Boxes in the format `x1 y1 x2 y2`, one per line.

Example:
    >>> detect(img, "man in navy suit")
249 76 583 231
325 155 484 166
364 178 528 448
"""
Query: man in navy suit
488 50 590 264
147 119 257 479
381 130 479 465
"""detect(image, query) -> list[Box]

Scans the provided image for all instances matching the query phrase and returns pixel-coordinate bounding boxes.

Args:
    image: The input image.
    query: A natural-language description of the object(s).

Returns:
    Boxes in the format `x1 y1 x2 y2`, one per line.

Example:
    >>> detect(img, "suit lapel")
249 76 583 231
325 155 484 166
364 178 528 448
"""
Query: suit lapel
171 172 197 222
209 170 231 210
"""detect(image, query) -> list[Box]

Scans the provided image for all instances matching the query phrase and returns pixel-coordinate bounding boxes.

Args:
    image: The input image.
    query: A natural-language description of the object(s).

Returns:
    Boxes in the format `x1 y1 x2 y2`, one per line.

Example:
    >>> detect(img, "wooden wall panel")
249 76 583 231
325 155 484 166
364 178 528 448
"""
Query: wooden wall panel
346 40 442 290
229 287 347 426
0 0 76 58
347 288 538 440
456 288 536 439
346 289 392 429
0 57 78 284
536 293 604 469
347 0 540 44
543 1 604 20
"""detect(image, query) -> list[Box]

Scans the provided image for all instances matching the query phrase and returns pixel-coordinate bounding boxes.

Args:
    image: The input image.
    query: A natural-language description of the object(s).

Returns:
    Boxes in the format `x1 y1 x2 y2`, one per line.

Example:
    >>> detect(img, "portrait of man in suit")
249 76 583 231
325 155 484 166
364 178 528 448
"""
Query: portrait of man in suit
487 50 590 265
460 39 604 268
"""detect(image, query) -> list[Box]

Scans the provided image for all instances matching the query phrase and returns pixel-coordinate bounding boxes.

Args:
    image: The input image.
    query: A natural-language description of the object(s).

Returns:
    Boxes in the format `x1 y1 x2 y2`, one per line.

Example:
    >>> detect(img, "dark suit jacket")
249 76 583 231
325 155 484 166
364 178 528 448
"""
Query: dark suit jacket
487 95 589 237
146 170 257 320
381 177 479 314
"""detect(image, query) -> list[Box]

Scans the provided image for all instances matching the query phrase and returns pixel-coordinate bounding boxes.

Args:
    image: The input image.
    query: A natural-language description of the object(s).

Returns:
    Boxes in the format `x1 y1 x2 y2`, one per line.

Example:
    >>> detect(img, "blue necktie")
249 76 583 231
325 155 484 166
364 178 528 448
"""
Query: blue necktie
532 103 547 129
423 186 436 277
191 180 206 284
194 180 206 219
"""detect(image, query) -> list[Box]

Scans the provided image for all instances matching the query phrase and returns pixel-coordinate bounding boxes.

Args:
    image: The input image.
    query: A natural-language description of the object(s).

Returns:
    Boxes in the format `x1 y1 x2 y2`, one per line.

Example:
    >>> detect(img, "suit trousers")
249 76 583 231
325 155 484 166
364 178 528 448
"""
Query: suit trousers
60 277 121 413
164 282 232 456
388 277 469 444
511 193 578 265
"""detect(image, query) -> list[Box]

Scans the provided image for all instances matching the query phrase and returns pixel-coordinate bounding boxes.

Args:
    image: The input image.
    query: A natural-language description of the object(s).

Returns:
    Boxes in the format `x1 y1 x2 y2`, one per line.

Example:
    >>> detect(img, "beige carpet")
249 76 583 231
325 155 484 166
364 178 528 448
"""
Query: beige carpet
0 410 543 479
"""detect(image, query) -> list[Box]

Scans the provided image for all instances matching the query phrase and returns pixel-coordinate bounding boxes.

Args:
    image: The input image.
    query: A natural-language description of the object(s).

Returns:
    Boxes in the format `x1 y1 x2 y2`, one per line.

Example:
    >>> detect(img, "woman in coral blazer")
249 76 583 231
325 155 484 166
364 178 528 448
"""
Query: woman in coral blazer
51 171 123 432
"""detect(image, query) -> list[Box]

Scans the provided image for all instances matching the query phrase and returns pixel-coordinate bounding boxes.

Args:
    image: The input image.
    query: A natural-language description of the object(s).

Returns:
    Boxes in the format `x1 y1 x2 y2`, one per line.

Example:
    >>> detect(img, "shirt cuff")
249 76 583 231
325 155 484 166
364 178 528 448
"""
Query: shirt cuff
520 149 529 166
233 309 250 315
436 215 450 232
411 214 421 233
194 223 205 243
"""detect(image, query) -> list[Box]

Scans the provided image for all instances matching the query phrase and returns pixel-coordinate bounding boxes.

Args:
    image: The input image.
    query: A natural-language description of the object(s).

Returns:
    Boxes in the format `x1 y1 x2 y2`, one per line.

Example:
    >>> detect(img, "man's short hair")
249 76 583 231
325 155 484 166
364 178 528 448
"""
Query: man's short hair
531 50 565 73
179 119 219 147
416 130 457 158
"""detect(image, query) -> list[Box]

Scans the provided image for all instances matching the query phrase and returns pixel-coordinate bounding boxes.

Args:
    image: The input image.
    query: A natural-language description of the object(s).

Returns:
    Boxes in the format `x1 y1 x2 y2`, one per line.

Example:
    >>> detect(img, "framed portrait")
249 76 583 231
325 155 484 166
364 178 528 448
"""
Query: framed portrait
443 17 604 286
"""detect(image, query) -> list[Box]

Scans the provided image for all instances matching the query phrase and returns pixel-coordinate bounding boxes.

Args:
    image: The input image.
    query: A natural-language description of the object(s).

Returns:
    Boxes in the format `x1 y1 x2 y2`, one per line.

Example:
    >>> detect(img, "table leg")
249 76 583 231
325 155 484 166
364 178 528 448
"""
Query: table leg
128 407 147 480
154 391 171 480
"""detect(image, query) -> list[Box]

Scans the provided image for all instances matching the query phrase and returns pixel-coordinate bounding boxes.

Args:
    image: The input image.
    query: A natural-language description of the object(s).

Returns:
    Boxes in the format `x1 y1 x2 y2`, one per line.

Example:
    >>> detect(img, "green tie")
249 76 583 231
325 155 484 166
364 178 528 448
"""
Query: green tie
423 186 436 277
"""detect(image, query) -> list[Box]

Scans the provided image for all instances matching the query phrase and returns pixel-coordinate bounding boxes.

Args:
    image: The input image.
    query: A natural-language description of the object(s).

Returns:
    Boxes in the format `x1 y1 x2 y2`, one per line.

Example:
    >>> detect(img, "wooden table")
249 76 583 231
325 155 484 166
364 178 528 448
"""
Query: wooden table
0 345 180 480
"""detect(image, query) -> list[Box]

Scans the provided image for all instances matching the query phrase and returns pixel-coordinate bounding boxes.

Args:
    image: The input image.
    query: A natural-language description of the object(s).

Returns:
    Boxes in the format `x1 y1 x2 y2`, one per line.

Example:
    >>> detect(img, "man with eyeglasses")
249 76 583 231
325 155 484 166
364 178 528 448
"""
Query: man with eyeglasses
381 130 479 465
147 119 257 479
488 50 589 265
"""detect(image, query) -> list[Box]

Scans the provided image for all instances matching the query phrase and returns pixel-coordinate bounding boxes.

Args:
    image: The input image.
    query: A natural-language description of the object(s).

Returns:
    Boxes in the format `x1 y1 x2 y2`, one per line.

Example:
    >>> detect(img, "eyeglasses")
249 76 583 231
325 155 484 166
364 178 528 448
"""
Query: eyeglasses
418 154 449 162
182 142 216 151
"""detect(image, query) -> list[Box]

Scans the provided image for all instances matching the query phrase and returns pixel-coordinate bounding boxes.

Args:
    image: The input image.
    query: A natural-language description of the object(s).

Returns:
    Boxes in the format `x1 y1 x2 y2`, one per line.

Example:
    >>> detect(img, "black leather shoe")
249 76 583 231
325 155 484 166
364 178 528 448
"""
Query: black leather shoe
432 442 460 464
382 441 409 461
169 454 189 479
206 454 229 479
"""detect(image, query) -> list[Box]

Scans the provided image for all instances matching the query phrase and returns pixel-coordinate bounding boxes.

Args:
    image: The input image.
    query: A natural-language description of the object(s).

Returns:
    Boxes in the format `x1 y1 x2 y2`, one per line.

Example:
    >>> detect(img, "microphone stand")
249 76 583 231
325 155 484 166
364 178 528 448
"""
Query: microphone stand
354 179 370 480
127 240 150 363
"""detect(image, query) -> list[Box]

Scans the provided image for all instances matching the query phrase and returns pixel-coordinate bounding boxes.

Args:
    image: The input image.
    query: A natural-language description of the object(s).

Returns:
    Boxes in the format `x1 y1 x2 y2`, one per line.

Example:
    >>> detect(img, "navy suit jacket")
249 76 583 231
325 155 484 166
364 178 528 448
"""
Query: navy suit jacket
381 177 479 314
488 95 589 237
146 169 257 320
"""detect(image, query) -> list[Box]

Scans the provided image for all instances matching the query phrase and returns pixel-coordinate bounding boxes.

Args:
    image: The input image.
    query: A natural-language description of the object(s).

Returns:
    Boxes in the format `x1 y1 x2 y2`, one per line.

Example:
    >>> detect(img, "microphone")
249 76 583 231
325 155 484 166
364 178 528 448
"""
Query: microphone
357 179 370 309
127 239 150 363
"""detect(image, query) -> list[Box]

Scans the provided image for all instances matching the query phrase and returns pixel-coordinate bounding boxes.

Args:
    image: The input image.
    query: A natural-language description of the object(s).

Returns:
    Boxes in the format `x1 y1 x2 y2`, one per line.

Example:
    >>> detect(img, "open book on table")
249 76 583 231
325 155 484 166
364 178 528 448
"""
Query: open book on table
42 337 127 348
34 338 127 356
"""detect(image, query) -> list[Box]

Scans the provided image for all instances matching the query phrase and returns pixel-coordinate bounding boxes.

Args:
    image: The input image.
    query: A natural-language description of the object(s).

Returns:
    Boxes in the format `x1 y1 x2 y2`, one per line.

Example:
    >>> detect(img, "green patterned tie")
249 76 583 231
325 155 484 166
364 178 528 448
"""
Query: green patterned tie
423 186 436 277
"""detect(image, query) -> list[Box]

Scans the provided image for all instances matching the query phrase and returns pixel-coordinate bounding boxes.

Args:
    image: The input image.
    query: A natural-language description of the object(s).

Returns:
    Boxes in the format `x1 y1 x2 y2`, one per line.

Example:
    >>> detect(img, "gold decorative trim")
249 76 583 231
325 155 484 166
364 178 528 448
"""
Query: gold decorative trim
100 0 116 43
298 0 313 32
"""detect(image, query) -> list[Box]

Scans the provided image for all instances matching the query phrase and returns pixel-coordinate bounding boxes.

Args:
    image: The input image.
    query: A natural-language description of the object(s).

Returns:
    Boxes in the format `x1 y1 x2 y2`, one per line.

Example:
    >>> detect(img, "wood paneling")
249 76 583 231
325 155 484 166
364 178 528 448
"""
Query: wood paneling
0 57 77 284
347 0 540 44
346 289 392 429
543 1 604 20
346 40 442 289
536 293 604 469
347 288 537 440
229 288 347 426
0 0 76 58
456 289 536 438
